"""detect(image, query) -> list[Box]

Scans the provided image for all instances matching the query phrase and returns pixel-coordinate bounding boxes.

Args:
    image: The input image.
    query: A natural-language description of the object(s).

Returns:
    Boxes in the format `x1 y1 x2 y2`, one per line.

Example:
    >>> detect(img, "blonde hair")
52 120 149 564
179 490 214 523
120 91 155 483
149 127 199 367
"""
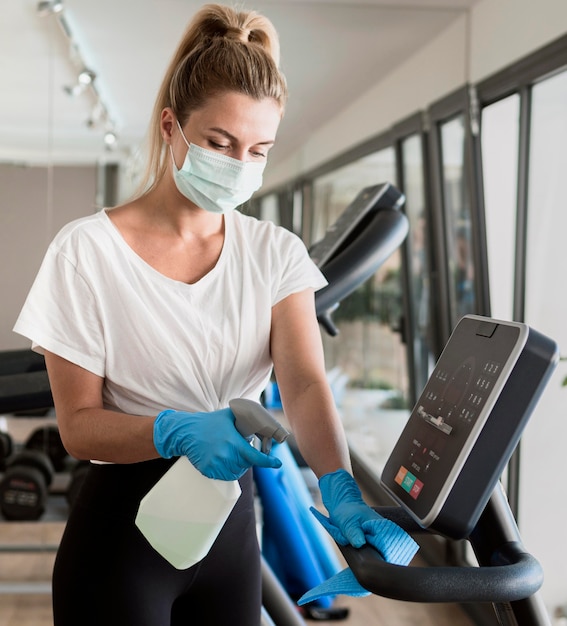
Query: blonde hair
139 4 288 194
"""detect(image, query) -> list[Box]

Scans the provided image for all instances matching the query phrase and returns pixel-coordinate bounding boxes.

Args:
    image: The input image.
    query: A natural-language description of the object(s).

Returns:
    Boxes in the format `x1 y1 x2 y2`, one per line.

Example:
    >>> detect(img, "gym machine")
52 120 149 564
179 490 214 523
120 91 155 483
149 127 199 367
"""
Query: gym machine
263 184 558 625
0 349 61 521
0 349 53 414
341 314 558 626
0 352 87 594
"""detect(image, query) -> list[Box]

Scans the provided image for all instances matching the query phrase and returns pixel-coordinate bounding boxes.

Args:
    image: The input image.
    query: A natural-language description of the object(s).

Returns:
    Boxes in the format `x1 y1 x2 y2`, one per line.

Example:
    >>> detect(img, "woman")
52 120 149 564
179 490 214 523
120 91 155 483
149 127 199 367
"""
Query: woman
14 5 413 625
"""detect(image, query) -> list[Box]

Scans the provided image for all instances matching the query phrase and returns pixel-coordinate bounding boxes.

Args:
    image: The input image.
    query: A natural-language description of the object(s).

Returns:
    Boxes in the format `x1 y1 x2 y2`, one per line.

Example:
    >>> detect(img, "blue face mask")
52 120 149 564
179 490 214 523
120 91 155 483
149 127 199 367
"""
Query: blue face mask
171 120 266 214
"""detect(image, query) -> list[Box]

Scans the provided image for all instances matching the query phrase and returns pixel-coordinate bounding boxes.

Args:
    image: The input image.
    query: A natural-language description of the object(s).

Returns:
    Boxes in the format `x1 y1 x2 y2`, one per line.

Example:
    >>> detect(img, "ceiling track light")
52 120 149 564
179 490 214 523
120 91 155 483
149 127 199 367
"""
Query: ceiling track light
63 67 96 96
37 0 64 17
37 0 119 151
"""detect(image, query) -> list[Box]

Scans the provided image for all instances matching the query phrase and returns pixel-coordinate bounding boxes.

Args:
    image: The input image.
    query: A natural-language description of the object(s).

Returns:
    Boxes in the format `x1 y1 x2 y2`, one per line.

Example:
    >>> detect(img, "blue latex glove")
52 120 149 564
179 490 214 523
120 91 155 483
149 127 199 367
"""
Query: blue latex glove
312 469 418 559
314 469 380 547
153 408 282 481
300 469 419 607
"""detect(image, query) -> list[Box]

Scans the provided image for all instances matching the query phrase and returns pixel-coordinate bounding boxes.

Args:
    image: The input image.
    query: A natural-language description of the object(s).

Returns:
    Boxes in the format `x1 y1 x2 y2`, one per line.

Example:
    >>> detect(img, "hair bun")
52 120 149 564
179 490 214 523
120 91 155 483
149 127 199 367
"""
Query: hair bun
204 5 281 66
224 25 251 43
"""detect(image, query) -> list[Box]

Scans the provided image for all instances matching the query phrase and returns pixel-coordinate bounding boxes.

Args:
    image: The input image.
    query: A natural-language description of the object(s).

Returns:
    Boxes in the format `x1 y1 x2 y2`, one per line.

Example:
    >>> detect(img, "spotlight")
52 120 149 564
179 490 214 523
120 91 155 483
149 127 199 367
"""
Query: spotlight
104 130 118 148
37 0 64 16
78 68 96 85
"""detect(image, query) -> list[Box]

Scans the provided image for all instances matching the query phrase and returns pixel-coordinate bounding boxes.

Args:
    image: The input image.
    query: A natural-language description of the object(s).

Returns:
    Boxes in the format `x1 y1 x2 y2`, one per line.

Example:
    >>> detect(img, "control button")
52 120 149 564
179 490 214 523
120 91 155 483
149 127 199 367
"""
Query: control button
476 377 491 391
395 466 408 486
410 479 424 500
401 471 416 493
484 361 501 375
397 469 424 499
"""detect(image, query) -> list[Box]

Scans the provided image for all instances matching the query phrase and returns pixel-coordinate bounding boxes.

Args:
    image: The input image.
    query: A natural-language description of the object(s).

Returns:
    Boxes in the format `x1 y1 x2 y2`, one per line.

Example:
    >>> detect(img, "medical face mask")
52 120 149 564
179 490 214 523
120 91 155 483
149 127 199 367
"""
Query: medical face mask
171 121 266 214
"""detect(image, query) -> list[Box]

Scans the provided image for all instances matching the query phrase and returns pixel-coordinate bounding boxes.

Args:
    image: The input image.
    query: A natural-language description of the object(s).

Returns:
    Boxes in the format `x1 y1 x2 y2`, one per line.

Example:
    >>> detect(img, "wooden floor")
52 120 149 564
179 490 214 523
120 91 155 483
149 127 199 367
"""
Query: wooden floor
0 595 475 626
0 521 60 626
0 521 475 626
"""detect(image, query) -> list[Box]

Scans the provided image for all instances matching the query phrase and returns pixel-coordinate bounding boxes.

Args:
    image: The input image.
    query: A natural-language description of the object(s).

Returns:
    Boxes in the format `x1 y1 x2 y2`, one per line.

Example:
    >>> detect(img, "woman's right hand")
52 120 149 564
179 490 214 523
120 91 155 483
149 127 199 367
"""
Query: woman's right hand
153 408 282 480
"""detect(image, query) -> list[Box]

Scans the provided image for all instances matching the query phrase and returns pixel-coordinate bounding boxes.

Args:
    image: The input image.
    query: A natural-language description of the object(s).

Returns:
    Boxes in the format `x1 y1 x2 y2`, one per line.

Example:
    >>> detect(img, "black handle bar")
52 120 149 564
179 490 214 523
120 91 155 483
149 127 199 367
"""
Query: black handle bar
339 540 543 604
338 503 544 604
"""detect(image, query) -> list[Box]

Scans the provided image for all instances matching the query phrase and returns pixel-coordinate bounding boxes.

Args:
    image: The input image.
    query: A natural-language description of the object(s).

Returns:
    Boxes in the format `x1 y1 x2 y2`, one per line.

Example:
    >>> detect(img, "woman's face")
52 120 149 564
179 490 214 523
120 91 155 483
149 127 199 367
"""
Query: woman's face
171 91 282 168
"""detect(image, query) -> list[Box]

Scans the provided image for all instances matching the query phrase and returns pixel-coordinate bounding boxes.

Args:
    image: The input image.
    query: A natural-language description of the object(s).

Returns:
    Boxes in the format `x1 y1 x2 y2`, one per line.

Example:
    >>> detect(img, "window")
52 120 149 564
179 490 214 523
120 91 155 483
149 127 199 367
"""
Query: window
427 87 483 346
311 147 411 473
311 149 397 242
400 133 435 398
525 70 567 332
439 115 476 323
259 193 280 225
481 95 520 320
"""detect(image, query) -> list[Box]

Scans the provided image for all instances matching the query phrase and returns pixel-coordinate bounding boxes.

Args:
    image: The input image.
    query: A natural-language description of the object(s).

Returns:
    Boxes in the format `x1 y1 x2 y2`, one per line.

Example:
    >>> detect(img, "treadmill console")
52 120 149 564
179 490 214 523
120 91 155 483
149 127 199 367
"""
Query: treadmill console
381 314 558 539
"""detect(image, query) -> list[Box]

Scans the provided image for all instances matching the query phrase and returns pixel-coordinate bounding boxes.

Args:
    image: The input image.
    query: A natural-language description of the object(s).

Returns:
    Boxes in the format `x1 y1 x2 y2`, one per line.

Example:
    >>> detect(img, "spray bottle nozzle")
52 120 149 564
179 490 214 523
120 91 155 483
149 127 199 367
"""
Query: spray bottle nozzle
229 398 290 453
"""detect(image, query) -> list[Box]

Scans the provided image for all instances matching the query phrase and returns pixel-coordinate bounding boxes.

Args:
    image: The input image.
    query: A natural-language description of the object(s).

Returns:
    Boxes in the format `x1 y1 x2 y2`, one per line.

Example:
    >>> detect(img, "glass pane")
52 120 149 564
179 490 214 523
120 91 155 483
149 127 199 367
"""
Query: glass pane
526 71 567 329
259 193 280 225
401 134 435 396
440 116 476 323
521 69 567 594
292 189 303 236
481 95 520 320
311 149 397 243
312 148 411 474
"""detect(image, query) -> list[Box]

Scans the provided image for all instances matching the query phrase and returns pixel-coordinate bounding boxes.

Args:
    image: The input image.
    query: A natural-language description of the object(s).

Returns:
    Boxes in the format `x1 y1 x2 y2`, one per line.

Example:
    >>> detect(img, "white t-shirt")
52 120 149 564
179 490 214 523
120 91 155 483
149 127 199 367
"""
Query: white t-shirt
13 209 327 417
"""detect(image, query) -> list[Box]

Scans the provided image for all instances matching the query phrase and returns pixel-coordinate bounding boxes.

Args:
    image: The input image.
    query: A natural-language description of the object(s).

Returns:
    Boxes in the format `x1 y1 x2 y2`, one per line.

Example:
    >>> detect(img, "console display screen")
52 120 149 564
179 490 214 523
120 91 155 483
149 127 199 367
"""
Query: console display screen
382 318 523 524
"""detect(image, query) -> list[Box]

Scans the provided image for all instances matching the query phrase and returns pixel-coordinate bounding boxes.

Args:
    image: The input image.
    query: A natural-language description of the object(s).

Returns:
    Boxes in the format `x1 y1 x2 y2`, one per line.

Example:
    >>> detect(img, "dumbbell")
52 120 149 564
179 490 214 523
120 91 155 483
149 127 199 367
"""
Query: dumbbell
24 424 69 472
0 449 54 520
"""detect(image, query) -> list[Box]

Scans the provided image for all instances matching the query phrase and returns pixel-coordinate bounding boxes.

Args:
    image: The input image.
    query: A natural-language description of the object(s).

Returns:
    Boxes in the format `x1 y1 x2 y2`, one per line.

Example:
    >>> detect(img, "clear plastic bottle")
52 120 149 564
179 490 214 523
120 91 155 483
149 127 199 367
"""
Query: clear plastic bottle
135 456 241 570
135 399 289 570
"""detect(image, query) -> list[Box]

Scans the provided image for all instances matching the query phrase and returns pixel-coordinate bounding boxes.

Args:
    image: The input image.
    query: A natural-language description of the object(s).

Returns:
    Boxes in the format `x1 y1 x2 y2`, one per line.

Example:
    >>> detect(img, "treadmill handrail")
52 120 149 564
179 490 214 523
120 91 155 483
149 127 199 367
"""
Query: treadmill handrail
338 540 544 604
315 207 408 335
315 208 408 315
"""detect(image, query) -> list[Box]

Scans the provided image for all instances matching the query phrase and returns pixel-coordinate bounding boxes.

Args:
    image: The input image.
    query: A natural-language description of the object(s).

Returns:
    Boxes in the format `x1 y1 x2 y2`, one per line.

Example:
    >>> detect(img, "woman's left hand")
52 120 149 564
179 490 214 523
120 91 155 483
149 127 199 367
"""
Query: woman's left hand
312 469 419 565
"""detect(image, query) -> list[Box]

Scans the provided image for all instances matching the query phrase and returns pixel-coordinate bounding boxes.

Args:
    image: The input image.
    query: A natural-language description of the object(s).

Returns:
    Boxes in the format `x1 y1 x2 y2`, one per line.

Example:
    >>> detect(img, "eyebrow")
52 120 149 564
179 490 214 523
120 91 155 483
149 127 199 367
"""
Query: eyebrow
208 127 275 146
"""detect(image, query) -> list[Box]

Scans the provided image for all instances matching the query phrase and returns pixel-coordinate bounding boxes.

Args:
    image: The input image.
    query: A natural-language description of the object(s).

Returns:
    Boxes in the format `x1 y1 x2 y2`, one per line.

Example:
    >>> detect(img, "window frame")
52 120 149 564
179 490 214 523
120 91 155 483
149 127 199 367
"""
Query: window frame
391 111 434 406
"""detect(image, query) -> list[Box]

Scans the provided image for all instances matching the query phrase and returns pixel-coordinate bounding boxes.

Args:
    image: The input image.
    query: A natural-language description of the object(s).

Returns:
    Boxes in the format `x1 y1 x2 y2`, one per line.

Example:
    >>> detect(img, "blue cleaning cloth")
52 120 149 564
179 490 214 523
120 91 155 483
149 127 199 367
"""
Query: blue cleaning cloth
298 514 419 606
298 567 371 605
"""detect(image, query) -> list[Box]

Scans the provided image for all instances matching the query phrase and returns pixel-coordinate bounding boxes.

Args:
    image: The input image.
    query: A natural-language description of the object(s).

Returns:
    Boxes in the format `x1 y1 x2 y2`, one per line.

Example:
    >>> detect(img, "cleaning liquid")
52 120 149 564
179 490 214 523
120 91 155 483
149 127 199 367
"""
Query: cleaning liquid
135 455 241 569
135 399 289 570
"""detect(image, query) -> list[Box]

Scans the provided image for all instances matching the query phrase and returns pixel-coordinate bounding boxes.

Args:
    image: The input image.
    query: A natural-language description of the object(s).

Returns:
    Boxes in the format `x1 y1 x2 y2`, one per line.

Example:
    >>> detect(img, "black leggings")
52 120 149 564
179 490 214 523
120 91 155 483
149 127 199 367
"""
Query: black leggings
53 459 261 626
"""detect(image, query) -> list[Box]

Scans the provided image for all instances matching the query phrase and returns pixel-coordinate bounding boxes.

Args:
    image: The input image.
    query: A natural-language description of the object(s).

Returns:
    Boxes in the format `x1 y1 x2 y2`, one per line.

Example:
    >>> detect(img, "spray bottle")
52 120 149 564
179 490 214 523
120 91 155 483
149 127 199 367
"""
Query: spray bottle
135 398 289 569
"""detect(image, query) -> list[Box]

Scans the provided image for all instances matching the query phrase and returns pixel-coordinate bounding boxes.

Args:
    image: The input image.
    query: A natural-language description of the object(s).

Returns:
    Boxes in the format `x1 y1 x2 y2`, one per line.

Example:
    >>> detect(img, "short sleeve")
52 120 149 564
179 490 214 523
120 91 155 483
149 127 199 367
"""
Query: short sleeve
273 231 328 305
13 245 106 377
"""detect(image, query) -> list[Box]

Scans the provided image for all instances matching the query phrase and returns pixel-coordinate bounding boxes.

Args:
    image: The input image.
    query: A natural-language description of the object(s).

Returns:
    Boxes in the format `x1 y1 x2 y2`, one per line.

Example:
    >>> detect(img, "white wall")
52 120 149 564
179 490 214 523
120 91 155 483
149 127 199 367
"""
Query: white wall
0 164 97 350
264 0 567 190
470 0 567 81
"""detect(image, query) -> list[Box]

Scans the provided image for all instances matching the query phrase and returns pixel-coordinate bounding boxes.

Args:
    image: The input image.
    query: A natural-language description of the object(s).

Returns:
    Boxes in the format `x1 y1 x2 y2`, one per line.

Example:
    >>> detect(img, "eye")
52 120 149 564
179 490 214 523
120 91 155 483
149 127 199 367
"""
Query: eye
208 140 230 151
250 144 273 159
